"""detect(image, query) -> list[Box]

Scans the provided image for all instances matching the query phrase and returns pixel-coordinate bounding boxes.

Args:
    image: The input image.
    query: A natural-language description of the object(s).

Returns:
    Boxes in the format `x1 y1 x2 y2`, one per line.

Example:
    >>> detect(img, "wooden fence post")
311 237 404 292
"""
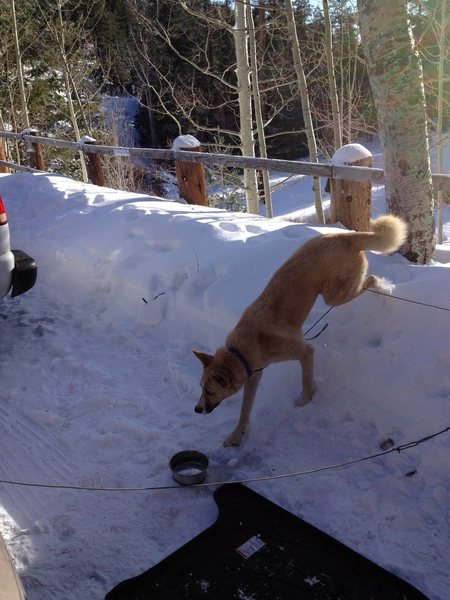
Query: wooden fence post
173 135 207 206
24 129 46 171
81 136 105 186
330 143 372 231
0 138 9 173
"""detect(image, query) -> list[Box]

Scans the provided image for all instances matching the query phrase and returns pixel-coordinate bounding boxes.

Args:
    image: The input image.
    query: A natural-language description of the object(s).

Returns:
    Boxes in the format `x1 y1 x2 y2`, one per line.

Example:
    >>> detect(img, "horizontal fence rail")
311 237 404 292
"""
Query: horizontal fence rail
0 160 40 173
0 130 449 192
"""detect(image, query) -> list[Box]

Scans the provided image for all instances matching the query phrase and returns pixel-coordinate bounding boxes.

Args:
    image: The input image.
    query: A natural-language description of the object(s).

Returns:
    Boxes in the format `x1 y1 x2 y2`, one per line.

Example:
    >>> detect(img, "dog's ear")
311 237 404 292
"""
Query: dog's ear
193 350 213 367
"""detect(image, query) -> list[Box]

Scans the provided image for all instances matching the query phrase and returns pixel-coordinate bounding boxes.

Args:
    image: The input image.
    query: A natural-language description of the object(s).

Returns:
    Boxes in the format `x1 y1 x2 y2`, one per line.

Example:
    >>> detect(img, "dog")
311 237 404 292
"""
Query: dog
194 215 407 447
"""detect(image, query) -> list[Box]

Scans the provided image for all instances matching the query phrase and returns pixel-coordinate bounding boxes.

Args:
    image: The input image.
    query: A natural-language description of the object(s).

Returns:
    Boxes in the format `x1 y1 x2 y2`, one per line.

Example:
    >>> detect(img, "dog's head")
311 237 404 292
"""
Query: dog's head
193 349 243 414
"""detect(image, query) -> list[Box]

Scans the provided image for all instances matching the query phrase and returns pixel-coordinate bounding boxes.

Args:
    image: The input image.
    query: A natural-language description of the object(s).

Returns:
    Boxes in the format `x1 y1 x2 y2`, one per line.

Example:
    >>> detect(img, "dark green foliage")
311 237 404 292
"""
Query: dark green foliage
89 0 136 89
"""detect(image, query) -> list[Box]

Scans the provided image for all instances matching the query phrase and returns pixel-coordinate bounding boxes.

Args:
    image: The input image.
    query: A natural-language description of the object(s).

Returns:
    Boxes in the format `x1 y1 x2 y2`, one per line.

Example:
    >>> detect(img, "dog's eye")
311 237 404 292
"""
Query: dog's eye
202 386 215 397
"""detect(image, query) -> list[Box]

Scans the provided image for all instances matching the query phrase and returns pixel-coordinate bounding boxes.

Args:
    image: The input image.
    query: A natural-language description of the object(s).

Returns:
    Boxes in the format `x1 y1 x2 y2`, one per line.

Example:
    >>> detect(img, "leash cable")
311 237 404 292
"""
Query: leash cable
304 286 450 341
0 426 448 493
365 288 450 312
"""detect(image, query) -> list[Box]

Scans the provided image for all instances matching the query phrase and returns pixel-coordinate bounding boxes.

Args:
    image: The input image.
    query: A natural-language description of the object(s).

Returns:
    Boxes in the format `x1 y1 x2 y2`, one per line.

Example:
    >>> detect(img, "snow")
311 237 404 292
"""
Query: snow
20 128 39 136
331 142 373 165
0 152 449 600
172 134 202 151
79 135 97 145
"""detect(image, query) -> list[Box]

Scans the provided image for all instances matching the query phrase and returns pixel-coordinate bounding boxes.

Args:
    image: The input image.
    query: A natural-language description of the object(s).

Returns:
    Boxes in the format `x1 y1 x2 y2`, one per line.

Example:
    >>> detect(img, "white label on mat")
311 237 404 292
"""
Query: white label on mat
236 535 266 559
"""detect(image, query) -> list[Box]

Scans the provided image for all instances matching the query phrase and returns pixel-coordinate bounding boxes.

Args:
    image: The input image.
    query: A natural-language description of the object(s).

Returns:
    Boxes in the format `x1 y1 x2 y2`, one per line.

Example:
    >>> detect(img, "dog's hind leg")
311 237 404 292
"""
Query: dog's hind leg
322 274 381 306
223 370 263 447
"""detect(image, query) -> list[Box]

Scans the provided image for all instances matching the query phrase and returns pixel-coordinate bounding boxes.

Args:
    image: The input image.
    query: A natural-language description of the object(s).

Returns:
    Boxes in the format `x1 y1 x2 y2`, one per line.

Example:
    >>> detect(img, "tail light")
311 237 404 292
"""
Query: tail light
0 197 7 226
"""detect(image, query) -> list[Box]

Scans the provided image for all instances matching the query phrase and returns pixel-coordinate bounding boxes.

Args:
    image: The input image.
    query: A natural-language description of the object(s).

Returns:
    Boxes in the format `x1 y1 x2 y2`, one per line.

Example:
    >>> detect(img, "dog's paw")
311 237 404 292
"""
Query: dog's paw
374 276 394 294
223 430 244 447
367 275 394 294
297 387 315 407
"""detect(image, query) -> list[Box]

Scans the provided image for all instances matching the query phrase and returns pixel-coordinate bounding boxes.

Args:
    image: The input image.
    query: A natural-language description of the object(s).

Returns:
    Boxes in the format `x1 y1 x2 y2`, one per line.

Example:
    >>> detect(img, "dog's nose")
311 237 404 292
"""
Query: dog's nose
194 405 203 414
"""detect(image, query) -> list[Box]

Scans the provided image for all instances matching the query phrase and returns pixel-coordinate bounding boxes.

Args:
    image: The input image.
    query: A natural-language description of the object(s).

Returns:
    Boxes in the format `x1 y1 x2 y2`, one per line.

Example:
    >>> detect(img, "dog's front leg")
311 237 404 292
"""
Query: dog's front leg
223 371 262 447
297 342 315 406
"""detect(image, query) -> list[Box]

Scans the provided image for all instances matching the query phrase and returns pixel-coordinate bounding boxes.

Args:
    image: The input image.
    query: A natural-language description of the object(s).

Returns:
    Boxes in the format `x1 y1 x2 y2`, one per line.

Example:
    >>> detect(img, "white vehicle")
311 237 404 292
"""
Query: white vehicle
0 196 37 299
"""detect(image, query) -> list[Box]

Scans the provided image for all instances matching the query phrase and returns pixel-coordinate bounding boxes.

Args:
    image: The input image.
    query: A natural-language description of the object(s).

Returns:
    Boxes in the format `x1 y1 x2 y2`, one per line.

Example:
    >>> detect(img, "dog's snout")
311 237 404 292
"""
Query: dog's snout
194 405 204 414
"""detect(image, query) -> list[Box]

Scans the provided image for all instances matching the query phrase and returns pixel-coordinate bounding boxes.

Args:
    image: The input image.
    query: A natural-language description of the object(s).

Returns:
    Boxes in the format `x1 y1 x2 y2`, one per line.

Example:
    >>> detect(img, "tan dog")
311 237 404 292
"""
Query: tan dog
194 215 407 447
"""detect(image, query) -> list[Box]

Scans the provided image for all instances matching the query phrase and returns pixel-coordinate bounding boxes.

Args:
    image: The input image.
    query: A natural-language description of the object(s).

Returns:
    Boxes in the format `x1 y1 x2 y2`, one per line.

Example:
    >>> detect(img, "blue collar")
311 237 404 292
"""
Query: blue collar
227 346 256 378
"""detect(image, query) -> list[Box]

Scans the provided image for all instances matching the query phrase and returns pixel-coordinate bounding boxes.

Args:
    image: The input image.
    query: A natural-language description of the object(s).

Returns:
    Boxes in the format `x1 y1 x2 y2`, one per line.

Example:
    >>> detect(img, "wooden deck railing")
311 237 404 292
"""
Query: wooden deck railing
0 129 449 231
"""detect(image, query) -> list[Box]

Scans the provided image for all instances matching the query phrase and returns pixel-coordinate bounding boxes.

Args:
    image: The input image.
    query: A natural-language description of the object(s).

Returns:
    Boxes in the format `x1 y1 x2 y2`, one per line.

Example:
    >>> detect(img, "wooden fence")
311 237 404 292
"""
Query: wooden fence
0 130 449 219
2 130 450 189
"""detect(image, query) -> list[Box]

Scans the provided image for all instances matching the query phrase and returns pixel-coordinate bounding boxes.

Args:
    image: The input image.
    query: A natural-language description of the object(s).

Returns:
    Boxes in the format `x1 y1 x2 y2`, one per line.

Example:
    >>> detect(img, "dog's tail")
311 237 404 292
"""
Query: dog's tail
352 215 407 253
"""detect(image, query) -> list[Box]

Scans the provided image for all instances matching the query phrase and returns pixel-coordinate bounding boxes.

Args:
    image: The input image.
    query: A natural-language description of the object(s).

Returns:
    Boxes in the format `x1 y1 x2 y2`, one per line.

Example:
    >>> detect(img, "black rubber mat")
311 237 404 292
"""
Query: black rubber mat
105 483 428 599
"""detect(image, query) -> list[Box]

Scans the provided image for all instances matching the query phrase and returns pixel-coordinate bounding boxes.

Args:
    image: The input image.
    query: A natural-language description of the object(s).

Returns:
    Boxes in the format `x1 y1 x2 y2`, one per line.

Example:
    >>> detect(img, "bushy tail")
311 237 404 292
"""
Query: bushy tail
353 215 407 253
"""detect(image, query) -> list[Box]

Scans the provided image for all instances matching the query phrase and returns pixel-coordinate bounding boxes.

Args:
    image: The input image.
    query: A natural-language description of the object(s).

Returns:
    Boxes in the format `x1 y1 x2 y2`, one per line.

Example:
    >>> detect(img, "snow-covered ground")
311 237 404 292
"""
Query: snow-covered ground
0 146 449 600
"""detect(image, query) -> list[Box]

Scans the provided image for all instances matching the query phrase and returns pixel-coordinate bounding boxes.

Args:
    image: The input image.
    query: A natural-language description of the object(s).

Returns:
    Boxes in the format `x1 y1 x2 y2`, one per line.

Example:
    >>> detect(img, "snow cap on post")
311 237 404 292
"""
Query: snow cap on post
172 135 201 151
20 128 38 136
79 135 97 145
331 143 372 166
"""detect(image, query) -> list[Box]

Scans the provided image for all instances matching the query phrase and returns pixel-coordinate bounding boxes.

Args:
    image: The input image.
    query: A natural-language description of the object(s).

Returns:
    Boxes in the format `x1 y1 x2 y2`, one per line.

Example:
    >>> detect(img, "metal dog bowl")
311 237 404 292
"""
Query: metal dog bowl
170 450 209 486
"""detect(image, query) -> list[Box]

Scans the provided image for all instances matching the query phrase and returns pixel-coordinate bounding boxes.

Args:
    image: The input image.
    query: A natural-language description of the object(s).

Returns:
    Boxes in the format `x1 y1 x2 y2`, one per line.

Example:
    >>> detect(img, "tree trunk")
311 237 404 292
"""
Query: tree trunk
358 0 435 263
10 0 30 130
56 0 89 183
323 0 342 151
436 0 446 244
145 85 158 148
246 0 273 218
234 0 259 214
284 0 324 223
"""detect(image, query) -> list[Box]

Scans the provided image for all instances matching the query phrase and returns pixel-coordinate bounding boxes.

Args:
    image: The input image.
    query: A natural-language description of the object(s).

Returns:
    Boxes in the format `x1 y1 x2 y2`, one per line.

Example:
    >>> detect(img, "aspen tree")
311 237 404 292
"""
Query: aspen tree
10 0 30 129
358 0 435 263
284 0 325 223
435 1 448 243
246 0 273 217
55 0 89 183
234 0 259 213
323 0 342 150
